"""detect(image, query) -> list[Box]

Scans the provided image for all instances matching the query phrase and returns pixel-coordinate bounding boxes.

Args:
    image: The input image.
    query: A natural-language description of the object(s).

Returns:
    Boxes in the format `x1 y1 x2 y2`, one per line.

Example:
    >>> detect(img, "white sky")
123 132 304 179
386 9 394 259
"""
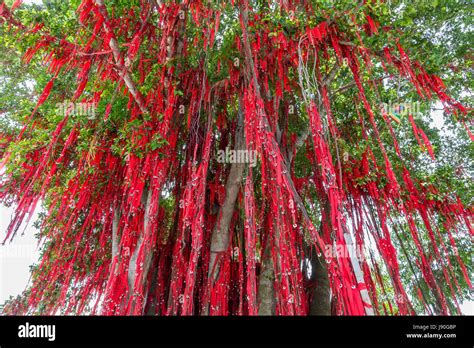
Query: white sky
23 0 42 4
0 204 40 305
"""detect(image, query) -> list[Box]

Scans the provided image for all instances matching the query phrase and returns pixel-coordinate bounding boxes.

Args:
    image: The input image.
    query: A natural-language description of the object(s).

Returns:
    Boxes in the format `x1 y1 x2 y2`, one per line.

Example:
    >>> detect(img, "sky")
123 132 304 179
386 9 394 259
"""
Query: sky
0 204 40 305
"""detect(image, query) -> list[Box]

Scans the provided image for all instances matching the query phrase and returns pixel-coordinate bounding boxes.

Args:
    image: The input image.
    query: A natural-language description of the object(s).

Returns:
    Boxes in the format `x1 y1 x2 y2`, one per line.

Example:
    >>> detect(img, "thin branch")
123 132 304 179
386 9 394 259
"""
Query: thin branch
93 0 148 115
322 60 340 86
240 2 315 229
333 75 391 95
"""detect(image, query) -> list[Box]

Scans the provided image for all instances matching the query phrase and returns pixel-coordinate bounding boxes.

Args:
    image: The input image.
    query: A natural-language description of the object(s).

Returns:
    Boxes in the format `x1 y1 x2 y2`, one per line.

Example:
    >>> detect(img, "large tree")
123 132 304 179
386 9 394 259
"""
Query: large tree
0 0 472 315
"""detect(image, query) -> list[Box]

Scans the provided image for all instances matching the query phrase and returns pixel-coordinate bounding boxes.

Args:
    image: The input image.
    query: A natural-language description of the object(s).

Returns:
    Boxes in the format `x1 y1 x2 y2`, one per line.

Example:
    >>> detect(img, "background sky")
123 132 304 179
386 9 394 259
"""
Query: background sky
0 204 40 305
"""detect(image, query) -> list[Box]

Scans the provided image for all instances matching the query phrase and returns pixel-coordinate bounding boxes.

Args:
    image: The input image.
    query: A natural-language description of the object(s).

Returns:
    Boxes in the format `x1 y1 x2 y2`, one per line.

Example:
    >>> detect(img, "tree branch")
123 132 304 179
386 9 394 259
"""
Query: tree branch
240 2 314 228
94 0 148 115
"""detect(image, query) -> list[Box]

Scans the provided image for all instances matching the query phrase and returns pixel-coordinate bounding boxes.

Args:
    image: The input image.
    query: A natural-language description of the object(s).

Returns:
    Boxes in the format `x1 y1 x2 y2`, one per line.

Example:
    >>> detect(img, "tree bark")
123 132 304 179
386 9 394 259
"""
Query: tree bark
127 186 154 314
112 206 120 263
257 238 276 315
207 101 245 289
94 0 148 115
308 249 331 315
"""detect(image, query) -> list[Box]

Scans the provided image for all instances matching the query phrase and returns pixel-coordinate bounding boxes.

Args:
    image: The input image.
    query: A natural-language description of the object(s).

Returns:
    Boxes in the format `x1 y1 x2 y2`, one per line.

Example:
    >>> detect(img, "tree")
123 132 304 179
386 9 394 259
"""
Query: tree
0 0 472 315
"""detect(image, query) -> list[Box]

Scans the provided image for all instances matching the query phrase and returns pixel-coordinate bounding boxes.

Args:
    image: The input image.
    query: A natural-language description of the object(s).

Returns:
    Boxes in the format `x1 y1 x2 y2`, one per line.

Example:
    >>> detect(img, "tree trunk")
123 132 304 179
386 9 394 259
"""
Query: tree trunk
257 238 276 315
207 101 245 284
112 206 120 259
205 101 246 315
308 250 331 315
127 186 155 314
